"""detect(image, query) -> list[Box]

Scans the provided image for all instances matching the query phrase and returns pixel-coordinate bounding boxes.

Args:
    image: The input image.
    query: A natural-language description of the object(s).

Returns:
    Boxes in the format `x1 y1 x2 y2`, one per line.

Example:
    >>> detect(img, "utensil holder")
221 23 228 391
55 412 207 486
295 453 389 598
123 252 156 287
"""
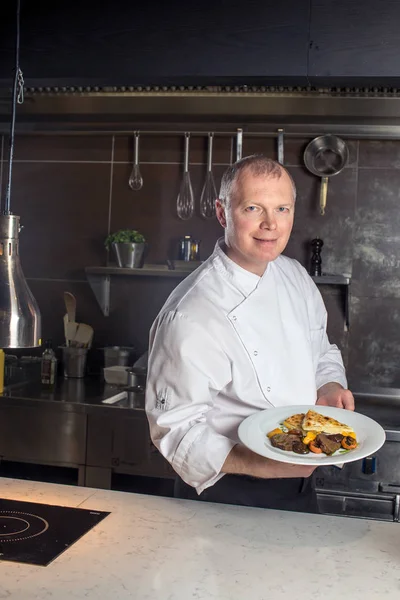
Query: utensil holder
62 346 88 379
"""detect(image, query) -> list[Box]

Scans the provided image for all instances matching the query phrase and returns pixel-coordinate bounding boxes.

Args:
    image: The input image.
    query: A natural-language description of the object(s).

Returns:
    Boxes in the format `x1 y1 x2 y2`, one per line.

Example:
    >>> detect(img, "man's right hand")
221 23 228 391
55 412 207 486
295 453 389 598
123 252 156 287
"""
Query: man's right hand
222 444 316 480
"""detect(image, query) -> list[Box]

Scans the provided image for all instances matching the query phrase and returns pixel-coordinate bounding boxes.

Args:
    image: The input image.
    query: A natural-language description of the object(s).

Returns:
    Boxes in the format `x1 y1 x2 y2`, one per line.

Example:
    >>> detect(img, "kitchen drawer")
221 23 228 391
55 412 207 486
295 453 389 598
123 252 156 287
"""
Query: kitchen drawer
317 491 396 522
315 440 400 495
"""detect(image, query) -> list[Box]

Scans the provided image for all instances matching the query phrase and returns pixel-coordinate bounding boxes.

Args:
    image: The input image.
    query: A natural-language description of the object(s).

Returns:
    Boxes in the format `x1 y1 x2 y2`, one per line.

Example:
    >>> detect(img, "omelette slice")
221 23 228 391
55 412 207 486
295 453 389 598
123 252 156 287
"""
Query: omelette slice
282 413 305 430
302 409 355 436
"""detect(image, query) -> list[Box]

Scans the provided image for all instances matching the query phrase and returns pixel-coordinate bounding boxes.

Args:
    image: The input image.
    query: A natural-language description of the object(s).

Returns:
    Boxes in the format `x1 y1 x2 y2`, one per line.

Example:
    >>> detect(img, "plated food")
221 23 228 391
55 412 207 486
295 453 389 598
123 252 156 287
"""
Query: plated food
238 405 385 466
267 409 357 456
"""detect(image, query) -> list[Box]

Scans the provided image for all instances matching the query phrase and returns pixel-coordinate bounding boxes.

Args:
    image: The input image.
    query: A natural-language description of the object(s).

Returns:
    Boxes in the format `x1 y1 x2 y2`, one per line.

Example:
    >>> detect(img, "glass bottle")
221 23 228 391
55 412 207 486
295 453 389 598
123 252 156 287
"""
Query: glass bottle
41 340 57 386
190 240 201 261
179 235 192 261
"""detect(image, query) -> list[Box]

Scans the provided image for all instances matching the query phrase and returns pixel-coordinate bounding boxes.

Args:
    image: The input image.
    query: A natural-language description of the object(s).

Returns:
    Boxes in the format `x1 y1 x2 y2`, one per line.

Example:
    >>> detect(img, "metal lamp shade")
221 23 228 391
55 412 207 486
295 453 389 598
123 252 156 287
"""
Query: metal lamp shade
0 214 41 348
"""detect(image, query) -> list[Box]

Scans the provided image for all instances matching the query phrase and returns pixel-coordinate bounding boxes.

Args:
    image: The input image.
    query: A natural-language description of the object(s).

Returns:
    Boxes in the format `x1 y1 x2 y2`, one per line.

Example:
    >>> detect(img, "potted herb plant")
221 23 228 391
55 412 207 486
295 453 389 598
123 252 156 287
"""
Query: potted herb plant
105 229 146 268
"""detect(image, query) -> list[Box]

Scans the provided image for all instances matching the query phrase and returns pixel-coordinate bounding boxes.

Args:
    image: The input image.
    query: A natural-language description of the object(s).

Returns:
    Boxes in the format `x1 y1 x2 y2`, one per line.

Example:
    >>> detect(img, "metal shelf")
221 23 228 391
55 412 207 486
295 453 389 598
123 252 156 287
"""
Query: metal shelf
312 273 351 331
312 274 350 286
86 265 197 279
85 265 197 316
85 266 351 328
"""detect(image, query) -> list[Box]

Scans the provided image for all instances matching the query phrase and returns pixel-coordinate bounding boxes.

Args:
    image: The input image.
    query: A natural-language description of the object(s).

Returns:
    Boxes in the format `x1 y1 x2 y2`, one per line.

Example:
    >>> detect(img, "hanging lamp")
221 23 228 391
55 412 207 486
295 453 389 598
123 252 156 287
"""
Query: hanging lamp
0 0 41 348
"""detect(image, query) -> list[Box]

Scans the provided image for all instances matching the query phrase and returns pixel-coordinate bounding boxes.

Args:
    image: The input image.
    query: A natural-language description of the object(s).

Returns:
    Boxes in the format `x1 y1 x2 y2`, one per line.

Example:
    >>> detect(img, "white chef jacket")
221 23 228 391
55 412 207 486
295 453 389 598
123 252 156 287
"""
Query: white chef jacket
145 238 347 494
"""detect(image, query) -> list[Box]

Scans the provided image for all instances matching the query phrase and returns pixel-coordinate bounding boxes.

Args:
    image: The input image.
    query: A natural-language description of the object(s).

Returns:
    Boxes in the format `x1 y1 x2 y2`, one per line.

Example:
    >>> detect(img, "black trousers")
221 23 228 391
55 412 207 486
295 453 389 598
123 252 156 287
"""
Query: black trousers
174 474 319 514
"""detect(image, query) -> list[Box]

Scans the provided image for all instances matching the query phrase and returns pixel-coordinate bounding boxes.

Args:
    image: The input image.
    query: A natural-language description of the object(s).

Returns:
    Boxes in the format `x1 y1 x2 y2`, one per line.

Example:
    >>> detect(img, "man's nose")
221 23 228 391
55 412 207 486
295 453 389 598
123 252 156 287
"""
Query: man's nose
260 212 277 230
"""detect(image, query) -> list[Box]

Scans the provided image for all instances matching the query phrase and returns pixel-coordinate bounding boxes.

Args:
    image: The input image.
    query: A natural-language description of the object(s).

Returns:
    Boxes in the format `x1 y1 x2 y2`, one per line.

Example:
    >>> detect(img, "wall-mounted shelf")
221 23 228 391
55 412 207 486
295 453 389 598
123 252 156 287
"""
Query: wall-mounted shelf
86 265 197 279
311 274 350 286
312 273 351 331
85 266 351 328
85 265 197 316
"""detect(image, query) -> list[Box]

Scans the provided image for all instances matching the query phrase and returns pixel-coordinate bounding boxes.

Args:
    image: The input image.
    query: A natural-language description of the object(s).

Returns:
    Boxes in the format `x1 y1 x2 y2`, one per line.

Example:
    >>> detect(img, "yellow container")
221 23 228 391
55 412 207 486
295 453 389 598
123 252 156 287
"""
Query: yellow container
0 349 4 394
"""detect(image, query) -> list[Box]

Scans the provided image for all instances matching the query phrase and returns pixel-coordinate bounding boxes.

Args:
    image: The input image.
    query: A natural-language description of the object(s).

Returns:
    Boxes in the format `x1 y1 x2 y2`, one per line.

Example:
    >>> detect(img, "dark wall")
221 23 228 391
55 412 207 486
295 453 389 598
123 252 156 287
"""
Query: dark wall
0 0 310 86
1 132 399 389
4 0 400 87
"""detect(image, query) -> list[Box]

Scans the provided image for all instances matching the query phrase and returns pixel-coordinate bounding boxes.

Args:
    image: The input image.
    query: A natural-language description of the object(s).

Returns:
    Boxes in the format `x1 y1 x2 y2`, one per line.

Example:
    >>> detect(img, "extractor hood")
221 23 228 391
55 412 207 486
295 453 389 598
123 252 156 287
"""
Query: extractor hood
2 85 400 138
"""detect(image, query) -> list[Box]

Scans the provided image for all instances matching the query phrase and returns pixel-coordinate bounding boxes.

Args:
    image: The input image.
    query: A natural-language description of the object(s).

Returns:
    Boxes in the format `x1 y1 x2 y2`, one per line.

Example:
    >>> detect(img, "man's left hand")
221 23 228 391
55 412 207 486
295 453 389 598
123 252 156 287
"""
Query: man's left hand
316 382 355 411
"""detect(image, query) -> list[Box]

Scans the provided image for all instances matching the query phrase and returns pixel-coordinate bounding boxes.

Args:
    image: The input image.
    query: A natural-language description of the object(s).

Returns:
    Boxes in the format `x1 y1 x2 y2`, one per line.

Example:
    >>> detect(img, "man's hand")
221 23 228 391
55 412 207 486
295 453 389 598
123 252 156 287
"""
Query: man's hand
222 445 316 480
316 382 355 411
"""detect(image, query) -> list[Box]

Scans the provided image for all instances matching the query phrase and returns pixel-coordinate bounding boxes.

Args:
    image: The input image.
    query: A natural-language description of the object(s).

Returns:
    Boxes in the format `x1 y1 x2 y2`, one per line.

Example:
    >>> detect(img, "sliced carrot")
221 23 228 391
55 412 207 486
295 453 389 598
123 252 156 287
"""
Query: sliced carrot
267 428 283 439
303 432 317 446
342 436 357 450
309 440 323 454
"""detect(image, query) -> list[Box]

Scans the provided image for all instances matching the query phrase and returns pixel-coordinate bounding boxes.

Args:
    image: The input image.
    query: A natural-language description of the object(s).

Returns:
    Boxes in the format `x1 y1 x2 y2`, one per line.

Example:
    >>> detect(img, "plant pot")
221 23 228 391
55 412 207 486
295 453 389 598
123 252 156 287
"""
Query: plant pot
112 242 145 268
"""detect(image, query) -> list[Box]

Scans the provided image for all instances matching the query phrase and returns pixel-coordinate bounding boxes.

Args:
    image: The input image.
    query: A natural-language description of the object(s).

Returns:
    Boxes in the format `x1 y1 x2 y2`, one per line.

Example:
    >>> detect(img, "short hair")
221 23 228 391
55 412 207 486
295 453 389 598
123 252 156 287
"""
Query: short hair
219 154 297 205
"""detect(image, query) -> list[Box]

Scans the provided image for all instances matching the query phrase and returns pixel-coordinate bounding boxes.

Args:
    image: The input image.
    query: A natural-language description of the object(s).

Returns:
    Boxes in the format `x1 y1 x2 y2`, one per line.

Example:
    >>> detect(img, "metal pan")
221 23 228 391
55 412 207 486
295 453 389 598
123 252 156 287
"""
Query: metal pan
304 135 349 215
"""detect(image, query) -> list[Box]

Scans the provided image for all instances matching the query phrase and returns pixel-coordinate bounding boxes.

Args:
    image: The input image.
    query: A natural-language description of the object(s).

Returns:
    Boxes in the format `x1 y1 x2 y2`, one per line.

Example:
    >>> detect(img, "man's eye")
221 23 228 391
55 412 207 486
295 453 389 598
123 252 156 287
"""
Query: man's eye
277 207 289 213
245 206 257 212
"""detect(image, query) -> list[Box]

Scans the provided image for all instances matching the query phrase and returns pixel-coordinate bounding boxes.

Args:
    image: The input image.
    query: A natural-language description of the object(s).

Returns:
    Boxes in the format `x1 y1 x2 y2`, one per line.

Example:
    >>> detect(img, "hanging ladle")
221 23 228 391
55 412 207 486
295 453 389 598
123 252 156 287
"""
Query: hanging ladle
200 132 217 219
176 132 194 220
128 131 143 191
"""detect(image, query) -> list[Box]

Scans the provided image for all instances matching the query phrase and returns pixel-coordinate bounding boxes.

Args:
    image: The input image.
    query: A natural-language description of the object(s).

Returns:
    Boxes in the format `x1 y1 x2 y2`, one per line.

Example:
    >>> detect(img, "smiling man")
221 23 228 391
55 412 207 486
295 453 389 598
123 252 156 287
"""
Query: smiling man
145 155 354 513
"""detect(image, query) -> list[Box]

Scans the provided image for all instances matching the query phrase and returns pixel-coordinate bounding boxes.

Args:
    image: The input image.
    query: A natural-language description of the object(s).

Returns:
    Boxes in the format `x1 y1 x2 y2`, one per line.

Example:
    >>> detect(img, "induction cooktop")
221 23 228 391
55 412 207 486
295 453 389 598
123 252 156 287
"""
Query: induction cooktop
0 498 110 566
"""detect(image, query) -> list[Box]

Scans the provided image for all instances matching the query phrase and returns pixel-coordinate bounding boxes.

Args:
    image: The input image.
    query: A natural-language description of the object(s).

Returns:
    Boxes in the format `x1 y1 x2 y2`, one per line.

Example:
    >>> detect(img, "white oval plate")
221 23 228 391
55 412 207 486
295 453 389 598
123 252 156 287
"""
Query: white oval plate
238 405 386 466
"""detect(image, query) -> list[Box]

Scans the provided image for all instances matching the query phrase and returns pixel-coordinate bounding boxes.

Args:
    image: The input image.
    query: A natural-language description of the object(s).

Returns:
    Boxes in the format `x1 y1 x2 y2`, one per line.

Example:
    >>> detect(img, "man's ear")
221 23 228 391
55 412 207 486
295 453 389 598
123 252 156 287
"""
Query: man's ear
216 199 227 228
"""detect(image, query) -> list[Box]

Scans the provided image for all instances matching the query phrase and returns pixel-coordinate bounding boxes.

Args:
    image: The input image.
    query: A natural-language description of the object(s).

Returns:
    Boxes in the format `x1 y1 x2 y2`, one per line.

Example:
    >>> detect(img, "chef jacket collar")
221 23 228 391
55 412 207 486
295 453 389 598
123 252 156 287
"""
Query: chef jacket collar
211 237 270 298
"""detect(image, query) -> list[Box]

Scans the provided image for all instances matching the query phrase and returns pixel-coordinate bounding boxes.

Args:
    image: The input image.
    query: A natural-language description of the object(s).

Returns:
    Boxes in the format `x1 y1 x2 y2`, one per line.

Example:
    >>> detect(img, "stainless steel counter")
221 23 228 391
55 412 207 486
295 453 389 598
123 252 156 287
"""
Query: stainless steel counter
0 376 169 490
1 381 400 513
0 376 145 414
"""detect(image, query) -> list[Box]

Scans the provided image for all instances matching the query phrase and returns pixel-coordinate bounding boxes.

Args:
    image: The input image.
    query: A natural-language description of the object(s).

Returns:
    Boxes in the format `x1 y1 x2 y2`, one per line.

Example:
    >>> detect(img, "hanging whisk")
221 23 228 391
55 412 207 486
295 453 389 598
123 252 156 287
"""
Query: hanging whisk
176 132 194 220
200 133 217 219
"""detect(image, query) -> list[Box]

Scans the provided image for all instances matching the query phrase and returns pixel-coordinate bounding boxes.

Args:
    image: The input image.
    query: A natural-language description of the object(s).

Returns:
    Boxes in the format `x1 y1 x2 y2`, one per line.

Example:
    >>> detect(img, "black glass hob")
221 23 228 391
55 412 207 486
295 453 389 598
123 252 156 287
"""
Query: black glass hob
0 498 110 566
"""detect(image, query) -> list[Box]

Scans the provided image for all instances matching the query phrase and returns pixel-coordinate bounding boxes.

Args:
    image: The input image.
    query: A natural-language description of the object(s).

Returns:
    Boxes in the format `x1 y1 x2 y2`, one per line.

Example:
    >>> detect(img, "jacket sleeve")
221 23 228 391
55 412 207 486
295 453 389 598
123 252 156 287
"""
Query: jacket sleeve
304 273 348 391
145 310 235 495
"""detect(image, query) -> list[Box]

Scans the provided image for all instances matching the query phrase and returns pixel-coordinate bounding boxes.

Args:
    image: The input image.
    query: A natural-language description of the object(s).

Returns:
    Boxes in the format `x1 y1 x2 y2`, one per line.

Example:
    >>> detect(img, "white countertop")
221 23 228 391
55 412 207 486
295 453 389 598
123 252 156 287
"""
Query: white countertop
1 477 399 599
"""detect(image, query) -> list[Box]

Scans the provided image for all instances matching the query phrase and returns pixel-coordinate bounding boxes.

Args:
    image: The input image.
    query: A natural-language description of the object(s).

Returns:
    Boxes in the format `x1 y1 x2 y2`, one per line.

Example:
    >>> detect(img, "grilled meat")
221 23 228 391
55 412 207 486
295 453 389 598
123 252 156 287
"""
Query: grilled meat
270 433 301 452
316 433 342 455
292 440 310 454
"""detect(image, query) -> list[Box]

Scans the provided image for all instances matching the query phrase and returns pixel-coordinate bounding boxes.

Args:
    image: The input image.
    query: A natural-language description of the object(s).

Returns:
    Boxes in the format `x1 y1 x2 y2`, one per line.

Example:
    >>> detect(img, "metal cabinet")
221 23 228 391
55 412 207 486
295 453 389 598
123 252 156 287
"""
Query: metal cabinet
85 412 174 489
315 438 400 522
0 405 87 483
0 400 174 491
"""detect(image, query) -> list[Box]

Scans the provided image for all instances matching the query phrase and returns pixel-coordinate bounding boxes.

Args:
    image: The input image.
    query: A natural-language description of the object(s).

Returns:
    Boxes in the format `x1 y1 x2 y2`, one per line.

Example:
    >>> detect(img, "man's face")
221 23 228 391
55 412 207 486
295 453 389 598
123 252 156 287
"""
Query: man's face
216 169 295 276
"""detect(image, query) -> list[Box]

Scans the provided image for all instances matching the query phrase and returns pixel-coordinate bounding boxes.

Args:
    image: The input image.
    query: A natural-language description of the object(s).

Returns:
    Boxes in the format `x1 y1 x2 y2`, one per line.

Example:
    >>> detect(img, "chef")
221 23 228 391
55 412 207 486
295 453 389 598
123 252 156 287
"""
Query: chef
145 155 354 513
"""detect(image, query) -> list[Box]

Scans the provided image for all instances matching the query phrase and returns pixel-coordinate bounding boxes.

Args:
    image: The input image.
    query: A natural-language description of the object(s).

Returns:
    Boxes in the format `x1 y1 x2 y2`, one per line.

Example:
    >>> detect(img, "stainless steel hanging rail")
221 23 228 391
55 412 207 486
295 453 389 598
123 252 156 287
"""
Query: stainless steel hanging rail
7 124 400 139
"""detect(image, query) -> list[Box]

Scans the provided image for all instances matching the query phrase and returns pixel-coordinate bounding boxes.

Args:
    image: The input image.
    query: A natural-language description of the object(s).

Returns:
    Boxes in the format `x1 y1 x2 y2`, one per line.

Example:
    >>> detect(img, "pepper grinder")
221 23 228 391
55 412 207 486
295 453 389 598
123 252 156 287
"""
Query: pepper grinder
310 237 324 276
